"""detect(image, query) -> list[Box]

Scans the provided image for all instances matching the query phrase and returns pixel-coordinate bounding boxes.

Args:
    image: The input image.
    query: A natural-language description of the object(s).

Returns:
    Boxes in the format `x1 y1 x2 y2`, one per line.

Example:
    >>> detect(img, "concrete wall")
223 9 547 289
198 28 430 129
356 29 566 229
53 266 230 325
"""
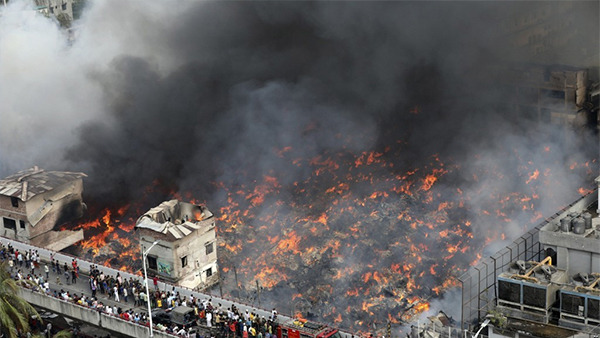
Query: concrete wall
0 195 28 241
18 288 176 338
0 179 84 246
139 215 218 289
174 220 217 287
26 179 84 239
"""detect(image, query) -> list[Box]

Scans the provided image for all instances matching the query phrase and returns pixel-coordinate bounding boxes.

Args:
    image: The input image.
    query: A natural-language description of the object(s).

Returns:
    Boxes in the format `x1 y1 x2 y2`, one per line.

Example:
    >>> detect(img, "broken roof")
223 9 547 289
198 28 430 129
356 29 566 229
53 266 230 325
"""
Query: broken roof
0 167 87 202
135 199 214 241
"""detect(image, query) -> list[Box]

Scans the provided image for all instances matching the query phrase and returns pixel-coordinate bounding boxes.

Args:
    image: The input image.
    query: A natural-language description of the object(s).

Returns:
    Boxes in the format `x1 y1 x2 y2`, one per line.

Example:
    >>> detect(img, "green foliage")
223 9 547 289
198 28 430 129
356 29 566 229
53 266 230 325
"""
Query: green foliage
52 329 73 338
0 262 40 338
488 308 508 329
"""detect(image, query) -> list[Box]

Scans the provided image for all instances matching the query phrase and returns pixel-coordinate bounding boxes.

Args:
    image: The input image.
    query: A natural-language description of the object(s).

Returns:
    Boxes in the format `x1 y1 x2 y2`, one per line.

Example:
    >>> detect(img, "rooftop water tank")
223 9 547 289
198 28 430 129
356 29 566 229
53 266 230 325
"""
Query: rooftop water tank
560 216 572 232
582 211 592 229
572 217 585 234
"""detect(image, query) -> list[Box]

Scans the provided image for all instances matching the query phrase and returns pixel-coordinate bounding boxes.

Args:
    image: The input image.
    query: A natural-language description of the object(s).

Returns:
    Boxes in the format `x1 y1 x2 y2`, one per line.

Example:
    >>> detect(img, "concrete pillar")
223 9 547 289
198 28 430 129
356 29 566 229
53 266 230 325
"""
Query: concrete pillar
595 176 600 214
557 246 569 271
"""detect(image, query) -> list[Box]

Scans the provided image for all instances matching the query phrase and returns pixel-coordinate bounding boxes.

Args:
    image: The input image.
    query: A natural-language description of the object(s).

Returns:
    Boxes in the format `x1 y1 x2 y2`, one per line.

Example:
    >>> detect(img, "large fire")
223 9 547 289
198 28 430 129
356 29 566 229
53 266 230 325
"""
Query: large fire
66 141 597 335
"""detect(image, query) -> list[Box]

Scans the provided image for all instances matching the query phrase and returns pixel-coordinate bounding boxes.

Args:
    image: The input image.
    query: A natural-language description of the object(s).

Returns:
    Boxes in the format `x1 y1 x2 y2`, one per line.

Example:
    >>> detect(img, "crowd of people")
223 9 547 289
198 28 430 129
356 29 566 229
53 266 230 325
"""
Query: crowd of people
0 242 284 338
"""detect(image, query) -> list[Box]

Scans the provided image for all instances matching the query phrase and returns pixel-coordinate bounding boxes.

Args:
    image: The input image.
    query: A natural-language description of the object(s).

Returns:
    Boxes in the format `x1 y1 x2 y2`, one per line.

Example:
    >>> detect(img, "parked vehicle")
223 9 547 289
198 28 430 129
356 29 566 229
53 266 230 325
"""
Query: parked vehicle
277 319 341 338
151 306 197 329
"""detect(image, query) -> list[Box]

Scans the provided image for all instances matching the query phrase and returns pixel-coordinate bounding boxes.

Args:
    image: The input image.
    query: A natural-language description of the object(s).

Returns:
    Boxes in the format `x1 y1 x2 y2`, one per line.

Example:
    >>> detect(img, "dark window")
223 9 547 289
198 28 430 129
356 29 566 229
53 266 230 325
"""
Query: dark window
498 280 520 303
561 293 585 315
181 256 187 268
205 242 214 255
61 2 67 10
541 89 565 100
523 285 546 308
19 220 25 229
147 256 157 270
545 248 557 265
10 197 18 208
3 218 16 231
588 298 600 320
205 267 212 277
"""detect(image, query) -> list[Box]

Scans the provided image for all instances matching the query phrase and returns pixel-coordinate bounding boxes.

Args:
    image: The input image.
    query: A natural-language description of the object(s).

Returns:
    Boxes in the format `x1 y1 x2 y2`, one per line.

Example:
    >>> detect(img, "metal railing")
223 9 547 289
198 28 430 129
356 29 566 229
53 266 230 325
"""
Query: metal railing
458 191 597 331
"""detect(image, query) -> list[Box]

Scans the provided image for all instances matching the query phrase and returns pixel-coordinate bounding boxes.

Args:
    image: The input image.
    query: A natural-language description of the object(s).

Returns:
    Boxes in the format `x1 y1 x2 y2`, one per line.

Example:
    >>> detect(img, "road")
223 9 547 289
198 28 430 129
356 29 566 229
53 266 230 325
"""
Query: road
2 237 356 337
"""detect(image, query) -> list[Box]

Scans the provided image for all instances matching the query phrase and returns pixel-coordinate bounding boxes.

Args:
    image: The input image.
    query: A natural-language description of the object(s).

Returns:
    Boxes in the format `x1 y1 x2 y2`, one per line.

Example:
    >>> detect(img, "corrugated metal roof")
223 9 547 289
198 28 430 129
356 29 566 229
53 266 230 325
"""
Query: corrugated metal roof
135 199 213 241
0 167 86 201
168 227 183 239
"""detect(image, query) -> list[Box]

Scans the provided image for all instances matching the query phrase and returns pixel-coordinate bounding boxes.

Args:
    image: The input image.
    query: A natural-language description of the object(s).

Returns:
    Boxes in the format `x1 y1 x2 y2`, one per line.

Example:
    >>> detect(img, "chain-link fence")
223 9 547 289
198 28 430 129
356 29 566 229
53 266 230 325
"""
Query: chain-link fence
458 225 544 331
458 192 596 331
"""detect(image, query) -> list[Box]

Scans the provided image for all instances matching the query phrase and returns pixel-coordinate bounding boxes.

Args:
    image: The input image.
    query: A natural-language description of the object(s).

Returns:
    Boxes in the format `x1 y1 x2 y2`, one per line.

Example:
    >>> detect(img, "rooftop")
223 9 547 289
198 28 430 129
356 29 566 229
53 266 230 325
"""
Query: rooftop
135 199 214 241
0 167 86 202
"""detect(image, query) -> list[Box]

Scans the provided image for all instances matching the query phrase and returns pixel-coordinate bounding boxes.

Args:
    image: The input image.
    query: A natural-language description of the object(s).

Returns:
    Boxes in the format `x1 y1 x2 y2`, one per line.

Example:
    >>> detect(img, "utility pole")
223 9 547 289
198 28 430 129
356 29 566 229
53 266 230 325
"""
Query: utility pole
234 265 239 290
219 273 223 298
386 321 391 338
256 280 261 307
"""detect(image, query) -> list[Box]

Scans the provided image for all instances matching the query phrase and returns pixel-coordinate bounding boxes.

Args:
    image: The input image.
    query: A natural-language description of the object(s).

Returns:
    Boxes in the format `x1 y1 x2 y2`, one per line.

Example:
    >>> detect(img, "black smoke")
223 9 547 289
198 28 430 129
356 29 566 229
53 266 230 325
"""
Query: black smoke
64 1 597 203
2 1 598 334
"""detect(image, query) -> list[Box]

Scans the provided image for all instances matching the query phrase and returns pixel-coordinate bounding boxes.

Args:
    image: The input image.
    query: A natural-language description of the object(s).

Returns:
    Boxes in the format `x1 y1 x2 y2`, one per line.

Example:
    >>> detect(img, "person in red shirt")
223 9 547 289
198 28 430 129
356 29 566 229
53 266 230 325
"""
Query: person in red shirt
153 276 158 290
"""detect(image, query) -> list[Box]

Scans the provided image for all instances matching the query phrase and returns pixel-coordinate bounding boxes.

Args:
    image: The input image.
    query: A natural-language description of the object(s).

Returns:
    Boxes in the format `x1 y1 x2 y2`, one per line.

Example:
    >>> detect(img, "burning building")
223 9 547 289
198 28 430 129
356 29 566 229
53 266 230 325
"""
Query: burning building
501 64 596 128
0 166 86 251
135 199 219 290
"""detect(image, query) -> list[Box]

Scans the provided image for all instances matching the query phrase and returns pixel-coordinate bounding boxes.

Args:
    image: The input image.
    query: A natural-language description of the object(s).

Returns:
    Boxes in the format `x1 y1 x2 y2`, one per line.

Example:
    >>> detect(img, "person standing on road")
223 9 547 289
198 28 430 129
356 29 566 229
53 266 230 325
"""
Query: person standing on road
91 277 97 298
114 285 120 302
44 264 49 279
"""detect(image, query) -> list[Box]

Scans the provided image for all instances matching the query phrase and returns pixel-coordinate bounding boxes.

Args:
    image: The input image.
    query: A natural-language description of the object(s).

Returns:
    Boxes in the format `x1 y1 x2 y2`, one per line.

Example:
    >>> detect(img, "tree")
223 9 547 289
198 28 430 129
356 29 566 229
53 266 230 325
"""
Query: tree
0 262 40 338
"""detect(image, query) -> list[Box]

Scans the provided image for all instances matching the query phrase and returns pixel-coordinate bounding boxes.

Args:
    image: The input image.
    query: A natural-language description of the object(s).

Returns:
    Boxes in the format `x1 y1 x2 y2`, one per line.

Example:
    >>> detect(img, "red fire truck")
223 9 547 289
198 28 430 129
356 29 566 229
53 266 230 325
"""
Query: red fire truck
277 319 342 338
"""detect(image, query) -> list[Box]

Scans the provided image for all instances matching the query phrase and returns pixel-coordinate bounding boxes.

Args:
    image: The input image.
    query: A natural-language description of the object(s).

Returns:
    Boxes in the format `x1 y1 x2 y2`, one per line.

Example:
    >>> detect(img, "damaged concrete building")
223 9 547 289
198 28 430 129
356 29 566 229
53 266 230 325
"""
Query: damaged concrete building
135 199 219 290
0 166 86 251
502 64 596 128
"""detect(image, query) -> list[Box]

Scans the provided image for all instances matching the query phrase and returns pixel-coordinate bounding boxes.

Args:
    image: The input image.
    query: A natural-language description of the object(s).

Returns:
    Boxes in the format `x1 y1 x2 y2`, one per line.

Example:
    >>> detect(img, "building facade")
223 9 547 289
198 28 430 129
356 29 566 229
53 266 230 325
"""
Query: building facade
0 166 86 251
135 200 219 290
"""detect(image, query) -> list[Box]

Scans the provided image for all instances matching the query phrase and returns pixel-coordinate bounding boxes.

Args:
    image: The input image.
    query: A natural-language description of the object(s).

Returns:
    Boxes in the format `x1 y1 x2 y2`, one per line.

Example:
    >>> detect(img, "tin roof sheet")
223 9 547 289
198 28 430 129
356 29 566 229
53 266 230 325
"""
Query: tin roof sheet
0 167 86 201
135 199 213 241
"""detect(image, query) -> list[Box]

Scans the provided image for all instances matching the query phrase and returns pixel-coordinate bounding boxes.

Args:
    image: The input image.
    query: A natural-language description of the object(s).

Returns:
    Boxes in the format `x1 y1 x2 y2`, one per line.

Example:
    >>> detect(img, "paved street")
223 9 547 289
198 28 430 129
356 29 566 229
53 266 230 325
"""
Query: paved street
2 237 354 337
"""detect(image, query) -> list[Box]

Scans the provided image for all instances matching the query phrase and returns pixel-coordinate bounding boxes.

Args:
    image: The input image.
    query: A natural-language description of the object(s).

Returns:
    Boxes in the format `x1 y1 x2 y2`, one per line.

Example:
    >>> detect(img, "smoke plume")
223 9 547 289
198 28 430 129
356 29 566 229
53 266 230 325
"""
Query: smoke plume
0 1 598 334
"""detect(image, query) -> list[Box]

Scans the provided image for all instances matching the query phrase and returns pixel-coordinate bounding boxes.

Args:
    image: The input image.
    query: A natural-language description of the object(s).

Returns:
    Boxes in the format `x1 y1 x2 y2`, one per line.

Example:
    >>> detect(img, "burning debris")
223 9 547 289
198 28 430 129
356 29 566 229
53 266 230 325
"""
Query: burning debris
55 145 598 335
1 1 597 336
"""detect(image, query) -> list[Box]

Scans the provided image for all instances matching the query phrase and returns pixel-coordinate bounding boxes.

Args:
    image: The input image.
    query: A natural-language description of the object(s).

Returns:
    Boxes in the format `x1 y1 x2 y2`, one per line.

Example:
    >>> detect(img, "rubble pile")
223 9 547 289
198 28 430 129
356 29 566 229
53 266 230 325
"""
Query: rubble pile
67 147 596 335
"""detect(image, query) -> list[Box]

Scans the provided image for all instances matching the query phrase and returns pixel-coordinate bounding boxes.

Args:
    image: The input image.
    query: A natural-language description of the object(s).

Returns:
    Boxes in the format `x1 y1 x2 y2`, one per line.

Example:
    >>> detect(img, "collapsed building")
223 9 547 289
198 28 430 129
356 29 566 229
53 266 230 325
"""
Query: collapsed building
0 166 86 251
135 199 219 290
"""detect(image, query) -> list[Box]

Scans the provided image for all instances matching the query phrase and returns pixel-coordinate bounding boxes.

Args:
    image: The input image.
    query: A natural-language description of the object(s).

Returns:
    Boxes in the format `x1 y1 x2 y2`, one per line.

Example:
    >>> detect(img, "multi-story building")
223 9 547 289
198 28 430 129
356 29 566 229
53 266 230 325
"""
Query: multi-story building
413 178 600 338
135 199 219 290
459 184 599 338
33 0 74 27
502 64 594 127
0 166 86 251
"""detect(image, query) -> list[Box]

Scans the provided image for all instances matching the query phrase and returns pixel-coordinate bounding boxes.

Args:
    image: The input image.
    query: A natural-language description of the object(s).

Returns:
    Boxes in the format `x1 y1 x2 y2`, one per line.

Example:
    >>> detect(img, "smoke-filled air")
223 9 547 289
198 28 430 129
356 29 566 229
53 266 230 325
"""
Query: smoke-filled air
0 1 598 335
